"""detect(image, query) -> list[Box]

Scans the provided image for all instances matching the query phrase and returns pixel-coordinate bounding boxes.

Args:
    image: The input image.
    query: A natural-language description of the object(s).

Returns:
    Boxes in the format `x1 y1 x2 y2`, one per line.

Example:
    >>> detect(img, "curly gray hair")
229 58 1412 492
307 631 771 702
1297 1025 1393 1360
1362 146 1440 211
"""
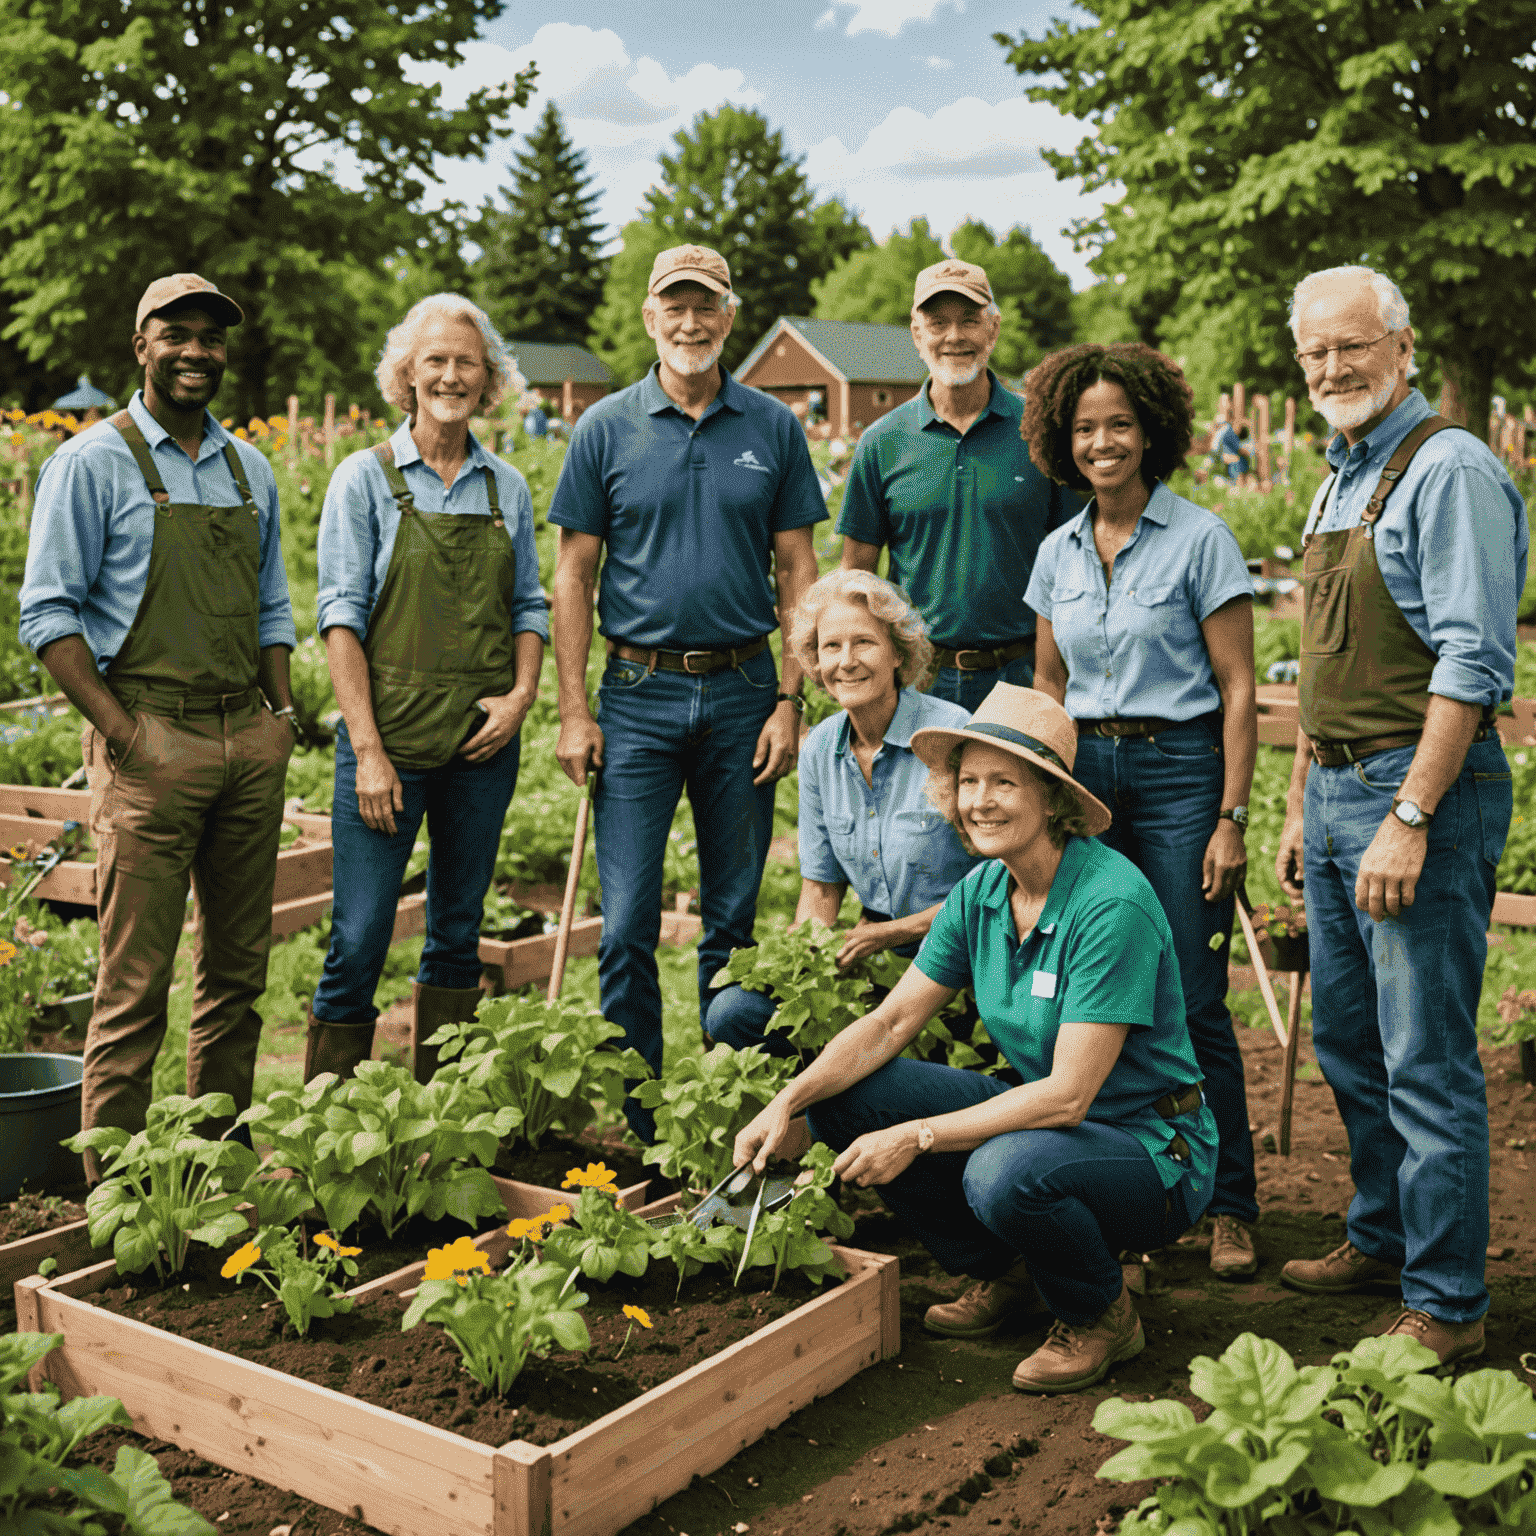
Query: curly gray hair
375 293 515 416
788 569 934 693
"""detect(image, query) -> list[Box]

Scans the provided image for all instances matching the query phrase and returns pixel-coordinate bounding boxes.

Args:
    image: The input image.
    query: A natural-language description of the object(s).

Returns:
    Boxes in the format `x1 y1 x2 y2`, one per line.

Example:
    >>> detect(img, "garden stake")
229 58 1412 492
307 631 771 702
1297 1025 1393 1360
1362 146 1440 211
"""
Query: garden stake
1278 975 1303 1158
1235 890 1289 1051
546 766 597 1004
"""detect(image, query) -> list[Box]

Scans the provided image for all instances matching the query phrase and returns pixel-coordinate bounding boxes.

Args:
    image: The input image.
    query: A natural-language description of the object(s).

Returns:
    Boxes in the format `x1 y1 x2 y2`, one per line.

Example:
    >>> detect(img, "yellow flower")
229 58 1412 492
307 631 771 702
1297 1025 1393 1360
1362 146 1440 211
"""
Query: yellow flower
267 414 288 430
424 1236 491 1286
507 1202 572 1242
561 1162 620 1195
0 941 17 966
315 1232 362 1257
622 1304 652 1329
222 1241 261 1278
8 843 29 860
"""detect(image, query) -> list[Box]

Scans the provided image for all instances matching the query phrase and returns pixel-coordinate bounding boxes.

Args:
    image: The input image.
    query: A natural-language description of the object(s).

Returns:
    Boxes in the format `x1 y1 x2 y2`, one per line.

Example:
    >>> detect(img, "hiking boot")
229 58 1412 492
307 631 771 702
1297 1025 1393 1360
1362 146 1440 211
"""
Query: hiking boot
1209 1215 1258 1278
924 1260 1050 1339
410 982 483 1084
1281 1239 1401 1295
302 1009 375 1084
1011 1282 1144 1394
1375 1308 1486 1367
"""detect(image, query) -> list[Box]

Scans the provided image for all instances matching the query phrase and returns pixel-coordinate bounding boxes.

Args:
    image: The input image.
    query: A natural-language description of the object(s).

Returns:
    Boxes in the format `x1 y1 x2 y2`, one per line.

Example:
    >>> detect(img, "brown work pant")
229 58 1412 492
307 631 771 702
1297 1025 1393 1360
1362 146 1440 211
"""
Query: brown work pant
80 702 293 1177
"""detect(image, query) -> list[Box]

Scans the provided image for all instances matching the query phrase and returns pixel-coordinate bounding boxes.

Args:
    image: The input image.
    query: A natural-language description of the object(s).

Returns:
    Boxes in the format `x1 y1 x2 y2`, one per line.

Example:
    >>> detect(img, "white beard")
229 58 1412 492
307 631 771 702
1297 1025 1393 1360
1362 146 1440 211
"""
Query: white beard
1311 376 1397 431
658 340 723 377
927 356 985 388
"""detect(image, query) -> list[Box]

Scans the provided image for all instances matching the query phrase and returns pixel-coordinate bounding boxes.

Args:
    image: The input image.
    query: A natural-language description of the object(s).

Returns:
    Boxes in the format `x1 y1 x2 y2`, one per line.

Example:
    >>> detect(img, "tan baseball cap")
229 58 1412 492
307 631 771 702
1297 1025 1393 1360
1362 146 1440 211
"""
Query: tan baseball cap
648 244 732 297
913 259 993 310
135 273 244 332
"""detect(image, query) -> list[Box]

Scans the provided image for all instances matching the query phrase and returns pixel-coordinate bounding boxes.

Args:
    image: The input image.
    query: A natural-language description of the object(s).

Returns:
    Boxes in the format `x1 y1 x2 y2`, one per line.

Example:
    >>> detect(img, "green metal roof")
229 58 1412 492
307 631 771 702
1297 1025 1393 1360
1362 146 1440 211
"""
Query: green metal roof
738 317 927 385
506 341 613 387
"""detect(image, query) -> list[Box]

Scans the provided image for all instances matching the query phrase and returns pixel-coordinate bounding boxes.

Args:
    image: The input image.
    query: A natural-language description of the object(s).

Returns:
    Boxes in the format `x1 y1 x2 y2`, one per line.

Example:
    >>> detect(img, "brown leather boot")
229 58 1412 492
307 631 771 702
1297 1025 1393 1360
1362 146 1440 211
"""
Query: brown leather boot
1281 1239 1401 1295
302 1009 375 1083
410 982 483 1084
1375 1308 1486 1367
1209 1215 1258 1278
1012 1282 1144 1394
924 1260 1051 1339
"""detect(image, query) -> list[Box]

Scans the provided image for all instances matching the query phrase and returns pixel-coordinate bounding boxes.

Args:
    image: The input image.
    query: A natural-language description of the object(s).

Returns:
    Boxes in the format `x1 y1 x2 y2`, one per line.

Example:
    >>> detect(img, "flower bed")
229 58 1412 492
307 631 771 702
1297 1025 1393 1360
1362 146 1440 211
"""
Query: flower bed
17 1235 898 1536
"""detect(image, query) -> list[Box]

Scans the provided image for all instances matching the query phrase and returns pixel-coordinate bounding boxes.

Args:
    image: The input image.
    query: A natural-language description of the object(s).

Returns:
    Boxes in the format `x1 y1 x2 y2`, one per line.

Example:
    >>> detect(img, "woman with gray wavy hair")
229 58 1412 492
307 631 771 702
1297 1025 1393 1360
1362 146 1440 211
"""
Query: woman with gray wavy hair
304 294 549 1084
706 568 980 1055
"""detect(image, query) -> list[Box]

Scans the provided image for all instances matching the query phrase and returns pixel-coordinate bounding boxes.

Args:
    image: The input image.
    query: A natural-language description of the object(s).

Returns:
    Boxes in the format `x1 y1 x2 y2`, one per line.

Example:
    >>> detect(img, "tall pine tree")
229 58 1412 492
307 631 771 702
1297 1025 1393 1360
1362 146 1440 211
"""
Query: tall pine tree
474 102 608 346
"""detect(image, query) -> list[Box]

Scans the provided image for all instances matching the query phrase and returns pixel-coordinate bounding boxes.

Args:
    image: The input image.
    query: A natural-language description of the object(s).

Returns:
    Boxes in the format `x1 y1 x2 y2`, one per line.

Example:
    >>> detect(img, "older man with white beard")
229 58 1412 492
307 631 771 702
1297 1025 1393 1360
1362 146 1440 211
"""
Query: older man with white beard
839 259 1080 711
1273 265 1527 1364
548 244 823 1142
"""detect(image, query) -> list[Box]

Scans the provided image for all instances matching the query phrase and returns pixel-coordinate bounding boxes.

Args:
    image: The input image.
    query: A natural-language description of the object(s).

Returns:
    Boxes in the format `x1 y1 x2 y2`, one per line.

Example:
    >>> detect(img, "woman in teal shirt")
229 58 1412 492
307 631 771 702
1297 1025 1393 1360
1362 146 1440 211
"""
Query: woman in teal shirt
735 684 1216 1396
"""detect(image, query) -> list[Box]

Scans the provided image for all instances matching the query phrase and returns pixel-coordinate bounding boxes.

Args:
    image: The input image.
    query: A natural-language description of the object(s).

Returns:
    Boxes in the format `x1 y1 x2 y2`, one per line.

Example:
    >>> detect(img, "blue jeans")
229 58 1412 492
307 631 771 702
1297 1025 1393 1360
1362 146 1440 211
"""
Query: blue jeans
594 649 779 1138
808 1057 1198 1322
311 720 520 1022
705 984 795 1056
928 652 1035 713
1303 737 1510 1323
1072 722 1258 1225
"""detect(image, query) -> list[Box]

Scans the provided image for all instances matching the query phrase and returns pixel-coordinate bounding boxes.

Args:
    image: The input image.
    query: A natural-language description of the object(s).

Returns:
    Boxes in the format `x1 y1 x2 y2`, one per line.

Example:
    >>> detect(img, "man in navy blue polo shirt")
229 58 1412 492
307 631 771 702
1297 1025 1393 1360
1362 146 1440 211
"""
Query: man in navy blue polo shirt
839 259 1079 712
549 244 824 1138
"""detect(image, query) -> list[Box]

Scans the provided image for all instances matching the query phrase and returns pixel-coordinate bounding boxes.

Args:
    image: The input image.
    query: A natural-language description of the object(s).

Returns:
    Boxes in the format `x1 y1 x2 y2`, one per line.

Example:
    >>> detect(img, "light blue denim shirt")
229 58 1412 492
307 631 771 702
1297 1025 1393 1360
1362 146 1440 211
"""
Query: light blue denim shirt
1025 481 1253 721
798 687 981 923
19 391 297 666
1302 389 1528 707
315 420 549 642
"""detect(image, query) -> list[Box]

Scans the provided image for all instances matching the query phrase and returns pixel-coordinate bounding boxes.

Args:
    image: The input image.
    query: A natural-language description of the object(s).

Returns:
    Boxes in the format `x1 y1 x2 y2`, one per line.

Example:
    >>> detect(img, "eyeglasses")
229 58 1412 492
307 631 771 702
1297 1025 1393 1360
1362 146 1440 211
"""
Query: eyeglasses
1293 333 1395 371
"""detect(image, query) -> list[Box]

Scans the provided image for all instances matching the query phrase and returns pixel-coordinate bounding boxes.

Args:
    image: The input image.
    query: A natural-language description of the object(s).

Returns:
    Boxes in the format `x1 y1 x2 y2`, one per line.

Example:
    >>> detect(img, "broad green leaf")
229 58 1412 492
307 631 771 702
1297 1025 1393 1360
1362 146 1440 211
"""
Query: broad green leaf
1305 1430 1415 1505
1188 1333 1296 1422
1452 1369 1536 1438
54 1393 132 1447
1093 1398 1200 1441
110 1443 217 1534
1420 1453 1534 1499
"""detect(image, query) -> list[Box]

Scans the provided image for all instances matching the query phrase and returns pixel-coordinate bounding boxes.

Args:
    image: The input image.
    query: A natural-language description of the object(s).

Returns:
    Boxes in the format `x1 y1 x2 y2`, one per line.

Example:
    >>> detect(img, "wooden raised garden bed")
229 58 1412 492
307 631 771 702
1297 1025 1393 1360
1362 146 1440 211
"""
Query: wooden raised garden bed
17 1231 899 1536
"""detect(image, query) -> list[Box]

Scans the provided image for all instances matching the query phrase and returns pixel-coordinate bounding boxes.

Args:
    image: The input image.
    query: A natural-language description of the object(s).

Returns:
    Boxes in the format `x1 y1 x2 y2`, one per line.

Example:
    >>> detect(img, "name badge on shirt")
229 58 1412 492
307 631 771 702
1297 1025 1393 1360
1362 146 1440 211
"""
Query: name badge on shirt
1031 970 1057 999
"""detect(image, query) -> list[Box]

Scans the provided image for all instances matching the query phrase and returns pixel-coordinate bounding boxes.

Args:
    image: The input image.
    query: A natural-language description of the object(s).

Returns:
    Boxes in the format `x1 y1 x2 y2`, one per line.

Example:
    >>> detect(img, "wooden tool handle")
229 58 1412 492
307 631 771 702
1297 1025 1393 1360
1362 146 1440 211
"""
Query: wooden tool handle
1234 890 1289 1051
546 769 597 1004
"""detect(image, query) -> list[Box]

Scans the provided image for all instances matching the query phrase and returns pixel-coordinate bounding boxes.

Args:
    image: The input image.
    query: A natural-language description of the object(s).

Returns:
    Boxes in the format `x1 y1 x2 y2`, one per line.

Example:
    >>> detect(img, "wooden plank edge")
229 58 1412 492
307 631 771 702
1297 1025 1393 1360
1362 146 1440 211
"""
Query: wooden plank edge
495 1441 553 1536
0 1217 94 1297
1492 890 1536 927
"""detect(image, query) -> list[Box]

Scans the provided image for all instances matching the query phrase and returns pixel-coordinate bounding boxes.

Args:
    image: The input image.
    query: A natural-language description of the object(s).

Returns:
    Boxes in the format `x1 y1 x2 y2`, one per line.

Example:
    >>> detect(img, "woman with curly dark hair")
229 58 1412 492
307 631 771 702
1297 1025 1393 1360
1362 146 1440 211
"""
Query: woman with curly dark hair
1020 343 1261 1282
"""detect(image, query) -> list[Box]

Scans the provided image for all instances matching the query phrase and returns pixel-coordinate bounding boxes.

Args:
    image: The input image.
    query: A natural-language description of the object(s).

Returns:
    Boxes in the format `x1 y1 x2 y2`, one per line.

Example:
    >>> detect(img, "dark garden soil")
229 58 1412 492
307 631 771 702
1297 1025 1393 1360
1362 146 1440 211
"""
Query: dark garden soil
49 1032 1536 1536
0 1189 86 1245
492 1128 655 1196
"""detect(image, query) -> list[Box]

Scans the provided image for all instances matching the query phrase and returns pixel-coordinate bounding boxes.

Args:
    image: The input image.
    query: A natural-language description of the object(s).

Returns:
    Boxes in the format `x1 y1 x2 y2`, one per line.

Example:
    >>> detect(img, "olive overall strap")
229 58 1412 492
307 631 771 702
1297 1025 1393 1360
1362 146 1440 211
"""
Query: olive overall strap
371 441 418 513
1359 414 1464 534
482 464 500 516
109 411 170 505
220 443 258 510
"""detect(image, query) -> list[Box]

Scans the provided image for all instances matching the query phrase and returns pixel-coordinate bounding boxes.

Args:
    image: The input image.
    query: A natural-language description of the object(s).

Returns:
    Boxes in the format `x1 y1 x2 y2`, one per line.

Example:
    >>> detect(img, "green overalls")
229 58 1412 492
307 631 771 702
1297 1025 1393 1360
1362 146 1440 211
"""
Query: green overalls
80 412 293 1172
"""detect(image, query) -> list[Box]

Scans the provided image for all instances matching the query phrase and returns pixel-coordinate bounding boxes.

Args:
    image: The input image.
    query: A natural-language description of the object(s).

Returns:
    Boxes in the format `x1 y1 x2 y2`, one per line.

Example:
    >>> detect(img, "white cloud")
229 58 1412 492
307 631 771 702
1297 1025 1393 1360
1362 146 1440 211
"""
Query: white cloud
924 56 955 70
827 0 964 37
814 8 838 29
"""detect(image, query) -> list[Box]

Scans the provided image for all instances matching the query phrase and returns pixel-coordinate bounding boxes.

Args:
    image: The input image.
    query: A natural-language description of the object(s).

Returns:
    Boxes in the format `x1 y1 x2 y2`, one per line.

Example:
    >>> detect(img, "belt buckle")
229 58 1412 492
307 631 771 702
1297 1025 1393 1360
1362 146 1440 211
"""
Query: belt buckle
681 650 713 675
953 649 988 672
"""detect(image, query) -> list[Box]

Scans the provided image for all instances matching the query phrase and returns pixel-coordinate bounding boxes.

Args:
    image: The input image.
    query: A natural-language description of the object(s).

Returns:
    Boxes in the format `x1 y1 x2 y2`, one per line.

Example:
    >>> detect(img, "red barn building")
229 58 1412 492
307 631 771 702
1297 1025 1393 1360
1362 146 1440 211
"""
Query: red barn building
507 340 613 422
736 318 928 437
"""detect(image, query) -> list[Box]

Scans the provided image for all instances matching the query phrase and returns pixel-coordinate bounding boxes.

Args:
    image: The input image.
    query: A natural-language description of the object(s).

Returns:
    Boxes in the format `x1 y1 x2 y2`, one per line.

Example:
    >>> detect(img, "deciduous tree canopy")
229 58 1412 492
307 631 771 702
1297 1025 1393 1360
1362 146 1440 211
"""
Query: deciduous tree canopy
998 0 1536 426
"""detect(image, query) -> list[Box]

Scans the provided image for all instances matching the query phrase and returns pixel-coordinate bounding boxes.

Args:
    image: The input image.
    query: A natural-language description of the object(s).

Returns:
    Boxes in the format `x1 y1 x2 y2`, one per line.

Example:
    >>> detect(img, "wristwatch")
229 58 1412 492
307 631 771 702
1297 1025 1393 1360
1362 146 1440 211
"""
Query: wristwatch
915 1120 935 1153
1218 806 1249 829
776 692 806 714
1392 797 1432 829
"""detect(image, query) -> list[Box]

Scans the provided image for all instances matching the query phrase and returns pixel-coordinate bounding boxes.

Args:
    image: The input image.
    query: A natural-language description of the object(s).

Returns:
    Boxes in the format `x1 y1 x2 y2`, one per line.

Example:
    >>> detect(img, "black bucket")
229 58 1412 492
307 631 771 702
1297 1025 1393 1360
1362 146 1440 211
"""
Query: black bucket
0 1052 86 1200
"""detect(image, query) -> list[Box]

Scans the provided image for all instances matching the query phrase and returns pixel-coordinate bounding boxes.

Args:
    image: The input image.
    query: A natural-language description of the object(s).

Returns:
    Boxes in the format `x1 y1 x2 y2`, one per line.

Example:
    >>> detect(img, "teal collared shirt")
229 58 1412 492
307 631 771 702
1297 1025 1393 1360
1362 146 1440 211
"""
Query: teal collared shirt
1303 389 1528 707
798 688 980 935
315 420 548 642
836 372 1079 649
1025 481 1252 721
916 838 1217 1197
20 391 297 666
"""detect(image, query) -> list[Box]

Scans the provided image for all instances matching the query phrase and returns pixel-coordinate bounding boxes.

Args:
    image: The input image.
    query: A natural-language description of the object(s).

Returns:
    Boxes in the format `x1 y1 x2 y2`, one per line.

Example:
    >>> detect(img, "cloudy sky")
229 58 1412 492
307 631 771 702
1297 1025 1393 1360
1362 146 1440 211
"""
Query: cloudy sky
403 0 1115 289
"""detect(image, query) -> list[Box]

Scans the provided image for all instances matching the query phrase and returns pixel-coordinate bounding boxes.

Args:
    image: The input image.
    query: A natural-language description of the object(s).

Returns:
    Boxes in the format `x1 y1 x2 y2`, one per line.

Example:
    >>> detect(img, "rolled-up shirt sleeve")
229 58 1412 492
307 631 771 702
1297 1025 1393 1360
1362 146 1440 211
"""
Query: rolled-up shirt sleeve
315 453 379 639
252 455 298 651
504 473 550 640
18 451 108 656
1023 527 1063 622
1411 459 1524 706
914 880 974 990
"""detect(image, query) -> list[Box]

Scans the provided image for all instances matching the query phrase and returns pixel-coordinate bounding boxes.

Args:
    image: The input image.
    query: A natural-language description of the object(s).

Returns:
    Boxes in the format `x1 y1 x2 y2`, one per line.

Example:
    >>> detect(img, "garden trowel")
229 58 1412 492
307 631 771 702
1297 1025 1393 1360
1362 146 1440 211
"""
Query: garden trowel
643 1160 798 1233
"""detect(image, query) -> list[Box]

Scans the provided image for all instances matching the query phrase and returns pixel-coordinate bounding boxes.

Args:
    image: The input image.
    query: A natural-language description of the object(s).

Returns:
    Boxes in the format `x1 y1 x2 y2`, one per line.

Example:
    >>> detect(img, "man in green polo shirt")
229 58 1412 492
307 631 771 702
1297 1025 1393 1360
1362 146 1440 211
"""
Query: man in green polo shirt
839 259 1079 711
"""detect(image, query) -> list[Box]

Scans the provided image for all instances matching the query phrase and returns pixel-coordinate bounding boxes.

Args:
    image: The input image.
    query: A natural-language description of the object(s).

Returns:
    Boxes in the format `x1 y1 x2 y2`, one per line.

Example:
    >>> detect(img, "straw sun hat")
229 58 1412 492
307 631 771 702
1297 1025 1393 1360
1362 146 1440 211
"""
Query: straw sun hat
909 683 1112 838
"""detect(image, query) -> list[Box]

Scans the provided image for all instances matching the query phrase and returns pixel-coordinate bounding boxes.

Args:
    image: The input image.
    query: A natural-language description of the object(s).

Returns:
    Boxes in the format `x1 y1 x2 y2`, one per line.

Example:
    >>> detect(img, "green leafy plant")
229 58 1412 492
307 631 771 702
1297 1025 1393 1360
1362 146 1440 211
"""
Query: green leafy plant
401 1251 590 1397
221 1228 362 1338
538 1186 653 1284
1095 1330 1536 1535
647 1218 742 1300
0 900 99 1053
740 1144 854 1291
2 1330 215 1534
237 1062 516 1238
634 1044 795 1192
68 1094 259 1280
428 992 649 1150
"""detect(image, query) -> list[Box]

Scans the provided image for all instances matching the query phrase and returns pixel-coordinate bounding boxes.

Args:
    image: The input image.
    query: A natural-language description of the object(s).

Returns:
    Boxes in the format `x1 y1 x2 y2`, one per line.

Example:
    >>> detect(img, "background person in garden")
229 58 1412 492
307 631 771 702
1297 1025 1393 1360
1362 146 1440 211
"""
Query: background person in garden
307 294 547 1083
1274 265 1528 1364
838 259 1080 712
549 243 823 1142
706 569 978 1056
735 685 1217 1395
18 273 299 1178
1021 342 1261 1282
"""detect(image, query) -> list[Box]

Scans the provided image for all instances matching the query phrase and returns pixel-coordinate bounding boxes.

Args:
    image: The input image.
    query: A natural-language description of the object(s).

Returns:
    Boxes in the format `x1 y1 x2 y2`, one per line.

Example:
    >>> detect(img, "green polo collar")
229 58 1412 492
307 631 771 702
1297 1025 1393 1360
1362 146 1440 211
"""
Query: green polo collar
915 370 1017 432
833 686 923 758
977 835 1093 939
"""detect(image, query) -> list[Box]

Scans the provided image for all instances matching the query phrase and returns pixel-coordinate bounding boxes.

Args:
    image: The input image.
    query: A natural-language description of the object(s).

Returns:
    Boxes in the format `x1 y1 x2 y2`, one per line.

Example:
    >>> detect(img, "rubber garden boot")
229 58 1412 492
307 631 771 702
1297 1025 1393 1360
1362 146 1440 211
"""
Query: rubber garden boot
924 1259 1051 1338
302 1008 375 1084
410 982 483 1085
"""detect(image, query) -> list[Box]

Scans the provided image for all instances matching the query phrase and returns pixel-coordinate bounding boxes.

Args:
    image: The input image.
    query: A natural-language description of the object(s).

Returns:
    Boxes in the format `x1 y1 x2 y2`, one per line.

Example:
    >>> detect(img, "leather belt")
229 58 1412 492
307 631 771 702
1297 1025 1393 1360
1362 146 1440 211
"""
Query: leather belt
1153 1082 1204 1119
1078 716 1183 738
934 637 1035 672
114 686 262 718
1308 726 1492 768
609 635 769 676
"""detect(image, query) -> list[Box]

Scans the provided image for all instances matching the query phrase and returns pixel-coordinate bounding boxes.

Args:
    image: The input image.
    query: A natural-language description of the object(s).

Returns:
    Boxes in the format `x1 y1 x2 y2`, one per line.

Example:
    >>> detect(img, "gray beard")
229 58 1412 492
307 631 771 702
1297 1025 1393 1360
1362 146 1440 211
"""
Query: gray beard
1312 376 1396 431
928 358 985 388
659 341 722 377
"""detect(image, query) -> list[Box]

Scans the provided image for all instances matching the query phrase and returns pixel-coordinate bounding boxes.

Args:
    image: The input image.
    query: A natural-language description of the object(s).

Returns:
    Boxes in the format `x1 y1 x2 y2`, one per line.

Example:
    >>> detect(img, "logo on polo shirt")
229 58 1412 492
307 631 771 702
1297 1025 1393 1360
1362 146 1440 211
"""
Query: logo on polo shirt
734 449 772 473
